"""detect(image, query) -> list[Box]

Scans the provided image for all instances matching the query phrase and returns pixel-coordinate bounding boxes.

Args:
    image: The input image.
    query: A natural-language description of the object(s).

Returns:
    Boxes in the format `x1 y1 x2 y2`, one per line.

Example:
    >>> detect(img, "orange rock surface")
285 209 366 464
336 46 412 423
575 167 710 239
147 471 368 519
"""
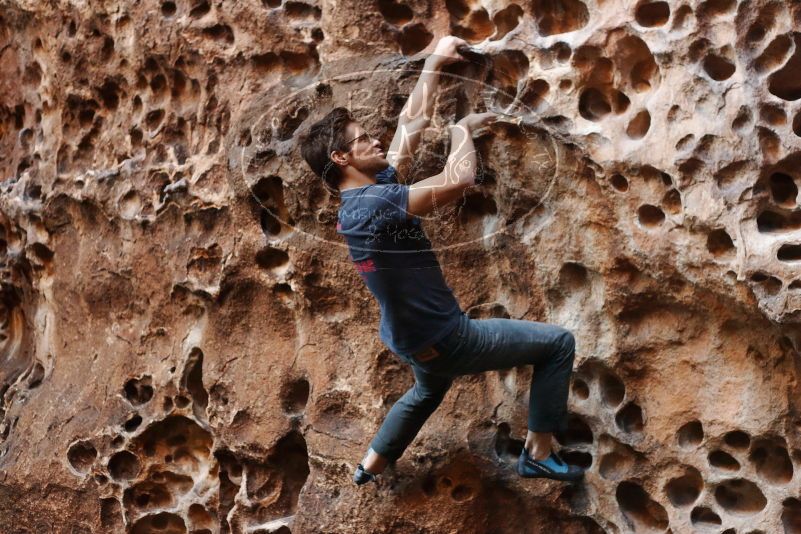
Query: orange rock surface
1 0 800 532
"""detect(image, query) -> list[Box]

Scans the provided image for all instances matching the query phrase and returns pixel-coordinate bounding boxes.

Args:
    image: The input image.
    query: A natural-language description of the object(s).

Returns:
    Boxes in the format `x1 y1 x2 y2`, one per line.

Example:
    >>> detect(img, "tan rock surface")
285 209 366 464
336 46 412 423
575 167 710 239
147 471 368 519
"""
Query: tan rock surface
1 0 800 532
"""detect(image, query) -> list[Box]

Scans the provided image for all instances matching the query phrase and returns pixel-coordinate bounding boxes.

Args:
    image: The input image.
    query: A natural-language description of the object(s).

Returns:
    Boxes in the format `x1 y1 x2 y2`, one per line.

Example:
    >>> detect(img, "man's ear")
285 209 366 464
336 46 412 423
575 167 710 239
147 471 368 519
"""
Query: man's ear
330 149 348 167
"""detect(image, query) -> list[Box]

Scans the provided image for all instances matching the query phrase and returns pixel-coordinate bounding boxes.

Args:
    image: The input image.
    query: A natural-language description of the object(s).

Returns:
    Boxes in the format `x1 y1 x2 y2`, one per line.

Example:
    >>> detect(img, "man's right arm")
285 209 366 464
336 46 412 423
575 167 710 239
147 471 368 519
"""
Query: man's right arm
406 112 498 219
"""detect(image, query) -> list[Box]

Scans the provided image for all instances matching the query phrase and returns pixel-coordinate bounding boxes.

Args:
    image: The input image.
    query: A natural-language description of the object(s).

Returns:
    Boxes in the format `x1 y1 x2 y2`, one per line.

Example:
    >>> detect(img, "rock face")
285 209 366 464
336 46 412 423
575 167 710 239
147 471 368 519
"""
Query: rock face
1 0 800 532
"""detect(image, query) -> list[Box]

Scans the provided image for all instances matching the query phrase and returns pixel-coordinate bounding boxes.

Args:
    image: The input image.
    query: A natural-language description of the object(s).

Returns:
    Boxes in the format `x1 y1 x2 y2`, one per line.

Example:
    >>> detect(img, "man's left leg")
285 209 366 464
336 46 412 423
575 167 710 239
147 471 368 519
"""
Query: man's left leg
355 364 452 484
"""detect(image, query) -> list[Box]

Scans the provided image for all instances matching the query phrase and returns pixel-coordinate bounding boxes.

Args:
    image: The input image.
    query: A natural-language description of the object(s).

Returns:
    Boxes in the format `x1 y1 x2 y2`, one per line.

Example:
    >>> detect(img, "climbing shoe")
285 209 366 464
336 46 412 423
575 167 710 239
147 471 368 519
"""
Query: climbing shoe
353 463 377 485
517 449 585 482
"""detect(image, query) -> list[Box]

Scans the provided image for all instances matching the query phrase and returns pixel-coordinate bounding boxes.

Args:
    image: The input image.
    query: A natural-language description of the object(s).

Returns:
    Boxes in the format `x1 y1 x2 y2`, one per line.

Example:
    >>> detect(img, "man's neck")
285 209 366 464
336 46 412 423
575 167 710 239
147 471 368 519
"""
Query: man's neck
338 168 377 192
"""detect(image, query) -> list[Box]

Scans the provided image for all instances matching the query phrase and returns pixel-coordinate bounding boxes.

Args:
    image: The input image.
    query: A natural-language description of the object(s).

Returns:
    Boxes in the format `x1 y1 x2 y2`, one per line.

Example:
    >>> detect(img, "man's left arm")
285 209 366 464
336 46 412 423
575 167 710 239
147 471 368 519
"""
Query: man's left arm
386 36 467 178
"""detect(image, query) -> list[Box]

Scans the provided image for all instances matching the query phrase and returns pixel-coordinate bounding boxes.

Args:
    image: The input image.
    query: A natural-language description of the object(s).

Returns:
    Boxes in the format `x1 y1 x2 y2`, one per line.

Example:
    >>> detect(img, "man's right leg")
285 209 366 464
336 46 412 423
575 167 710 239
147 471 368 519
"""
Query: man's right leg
359 365 452 478
426 316 582 481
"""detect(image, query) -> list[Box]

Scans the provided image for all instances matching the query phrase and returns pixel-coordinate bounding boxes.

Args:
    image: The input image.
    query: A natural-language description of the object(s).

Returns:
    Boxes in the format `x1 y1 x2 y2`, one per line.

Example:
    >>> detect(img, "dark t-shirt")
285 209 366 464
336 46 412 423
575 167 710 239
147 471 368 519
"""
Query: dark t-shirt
336 165 462 358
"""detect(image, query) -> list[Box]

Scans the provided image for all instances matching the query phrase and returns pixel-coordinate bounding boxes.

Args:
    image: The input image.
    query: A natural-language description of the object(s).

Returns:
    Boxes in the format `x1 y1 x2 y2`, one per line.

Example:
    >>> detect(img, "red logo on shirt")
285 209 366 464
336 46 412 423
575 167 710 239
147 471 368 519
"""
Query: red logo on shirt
354 258 376 273
336 222 342 230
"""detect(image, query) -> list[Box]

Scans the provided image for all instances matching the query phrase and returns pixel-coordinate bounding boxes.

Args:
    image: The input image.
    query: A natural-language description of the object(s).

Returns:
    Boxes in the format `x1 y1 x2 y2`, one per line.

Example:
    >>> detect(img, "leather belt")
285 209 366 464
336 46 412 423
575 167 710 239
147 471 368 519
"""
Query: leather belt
413 345 440 362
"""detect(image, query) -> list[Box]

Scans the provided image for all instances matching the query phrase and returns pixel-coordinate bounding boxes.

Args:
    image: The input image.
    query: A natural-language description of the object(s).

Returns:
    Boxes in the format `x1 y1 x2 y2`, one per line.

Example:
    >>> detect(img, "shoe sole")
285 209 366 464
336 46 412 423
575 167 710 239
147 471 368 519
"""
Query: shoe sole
518 461 585 482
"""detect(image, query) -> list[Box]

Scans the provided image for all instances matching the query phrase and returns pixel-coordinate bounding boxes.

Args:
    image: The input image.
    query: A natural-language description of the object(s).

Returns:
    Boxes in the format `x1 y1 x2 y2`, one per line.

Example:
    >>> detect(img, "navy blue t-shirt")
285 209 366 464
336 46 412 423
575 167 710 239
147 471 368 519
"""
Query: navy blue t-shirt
336 165 462 358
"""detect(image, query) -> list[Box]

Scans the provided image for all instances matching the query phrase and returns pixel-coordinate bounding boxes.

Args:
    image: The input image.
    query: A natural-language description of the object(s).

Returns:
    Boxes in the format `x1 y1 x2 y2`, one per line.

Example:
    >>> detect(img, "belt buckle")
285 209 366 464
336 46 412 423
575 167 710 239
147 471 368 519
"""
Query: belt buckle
413 345 440 363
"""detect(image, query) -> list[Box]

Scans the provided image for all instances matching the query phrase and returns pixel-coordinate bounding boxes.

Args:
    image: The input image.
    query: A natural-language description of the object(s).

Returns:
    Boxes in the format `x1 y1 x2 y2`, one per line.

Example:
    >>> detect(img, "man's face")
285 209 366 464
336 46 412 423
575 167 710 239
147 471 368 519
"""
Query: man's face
337 122 388 175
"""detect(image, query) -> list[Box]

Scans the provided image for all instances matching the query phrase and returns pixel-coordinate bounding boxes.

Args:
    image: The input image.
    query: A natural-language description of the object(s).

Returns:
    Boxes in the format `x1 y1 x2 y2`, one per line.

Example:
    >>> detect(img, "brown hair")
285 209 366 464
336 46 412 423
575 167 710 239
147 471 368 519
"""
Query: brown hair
299 107 353 191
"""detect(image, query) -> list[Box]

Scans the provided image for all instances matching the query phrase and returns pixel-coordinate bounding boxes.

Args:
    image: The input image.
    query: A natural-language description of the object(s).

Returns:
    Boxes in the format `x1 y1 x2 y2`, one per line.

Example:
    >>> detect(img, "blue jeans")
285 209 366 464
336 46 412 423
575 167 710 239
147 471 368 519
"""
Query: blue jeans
370 312 576 461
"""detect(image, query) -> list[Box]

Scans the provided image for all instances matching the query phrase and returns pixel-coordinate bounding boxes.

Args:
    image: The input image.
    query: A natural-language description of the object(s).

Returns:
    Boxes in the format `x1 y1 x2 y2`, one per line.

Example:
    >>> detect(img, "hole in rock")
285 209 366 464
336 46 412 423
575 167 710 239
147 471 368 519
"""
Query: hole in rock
758 275 783 295
768 35 801 101
732 106 752 131
690 506 722 526
615 402 644 433
661 188 681 214
599 371 625 408
758 127 780 160
378 0 413 25
123 376 154 406
124 414 143 432
664 467 703 507
67 441 97 473
277 106 309 141
677 420 704 448
794 111 801 138
244 430 309 512
494 422 524 461
27 362 44 389
616 481 669 531
281 377 310 414
749 439 793 485
130 512 186 534
108 450 141 480
556 414 593 446
174 395 190 408
399 23 433 56
612 90 631 114
181 348 209 417
599 448 635 480
578 88 611 121
450 483 477 502
530 0 589 36
783 498 801 534
145 109 165 130
626 110 651 139
757 210 801 233
458 191 497 223
256 247 290 270
558 262 588 292
188 503 214 529
709 450 740 471
519 78 550 110
707 229 735 257
452 7 495 42
637 205 664 227
714 479 767 515
610 174 629 192
445 0 470 19
778 244 801 262
492 4 523 40
698 0 736 17
635 1 670 27
202 24 234 44
150 74 167 97
754 35 793 74
161 1 177 16
616 35 658 92
572 378 589 400
703 54 736 81
560 449 593 469
770 173 798 207
284 1 321 19
100 498 123 529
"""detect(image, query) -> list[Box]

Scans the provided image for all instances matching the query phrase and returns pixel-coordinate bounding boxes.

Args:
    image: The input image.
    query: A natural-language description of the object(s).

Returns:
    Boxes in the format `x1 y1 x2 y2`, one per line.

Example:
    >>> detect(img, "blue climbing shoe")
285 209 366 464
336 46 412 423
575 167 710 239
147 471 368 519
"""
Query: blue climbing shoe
353 463 377 485
518 449 585 482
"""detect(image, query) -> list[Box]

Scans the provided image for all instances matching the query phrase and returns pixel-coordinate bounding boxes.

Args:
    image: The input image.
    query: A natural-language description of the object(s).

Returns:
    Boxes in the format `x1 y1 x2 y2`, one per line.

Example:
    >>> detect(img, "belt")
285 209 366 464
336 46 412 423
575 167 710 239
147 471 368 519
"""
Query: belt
412 344 440 362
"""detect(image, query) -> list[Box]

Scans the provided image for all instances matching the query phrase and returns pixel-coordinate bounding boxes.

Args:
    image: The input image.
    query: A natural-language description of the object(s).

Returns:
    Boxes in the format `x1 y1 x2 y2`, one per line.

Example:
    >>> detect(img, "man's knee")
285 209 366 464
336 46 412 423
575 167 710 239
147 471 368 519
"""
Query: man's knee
556 328 576 361
410 380 451 407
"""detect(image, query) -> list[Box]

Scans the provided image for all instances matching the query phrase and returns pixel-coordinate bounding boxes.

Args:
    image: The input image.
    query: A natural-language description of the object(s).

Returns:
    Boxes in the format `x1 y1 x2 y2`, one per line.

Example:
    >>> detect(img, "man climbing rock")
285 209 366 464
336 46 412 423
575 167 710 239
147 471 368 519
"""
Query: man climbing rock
299 35 584 484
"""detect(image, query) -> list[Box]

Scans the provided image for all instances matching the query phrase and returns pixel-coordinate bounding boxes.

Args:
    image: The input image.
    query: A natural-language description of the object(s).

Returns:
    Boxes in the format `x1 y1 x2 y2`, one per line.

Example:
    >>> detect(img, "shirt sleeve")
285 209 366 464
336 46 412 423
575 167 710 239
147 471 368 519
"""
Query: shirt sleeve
375 165 398 185
363 183 410 228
